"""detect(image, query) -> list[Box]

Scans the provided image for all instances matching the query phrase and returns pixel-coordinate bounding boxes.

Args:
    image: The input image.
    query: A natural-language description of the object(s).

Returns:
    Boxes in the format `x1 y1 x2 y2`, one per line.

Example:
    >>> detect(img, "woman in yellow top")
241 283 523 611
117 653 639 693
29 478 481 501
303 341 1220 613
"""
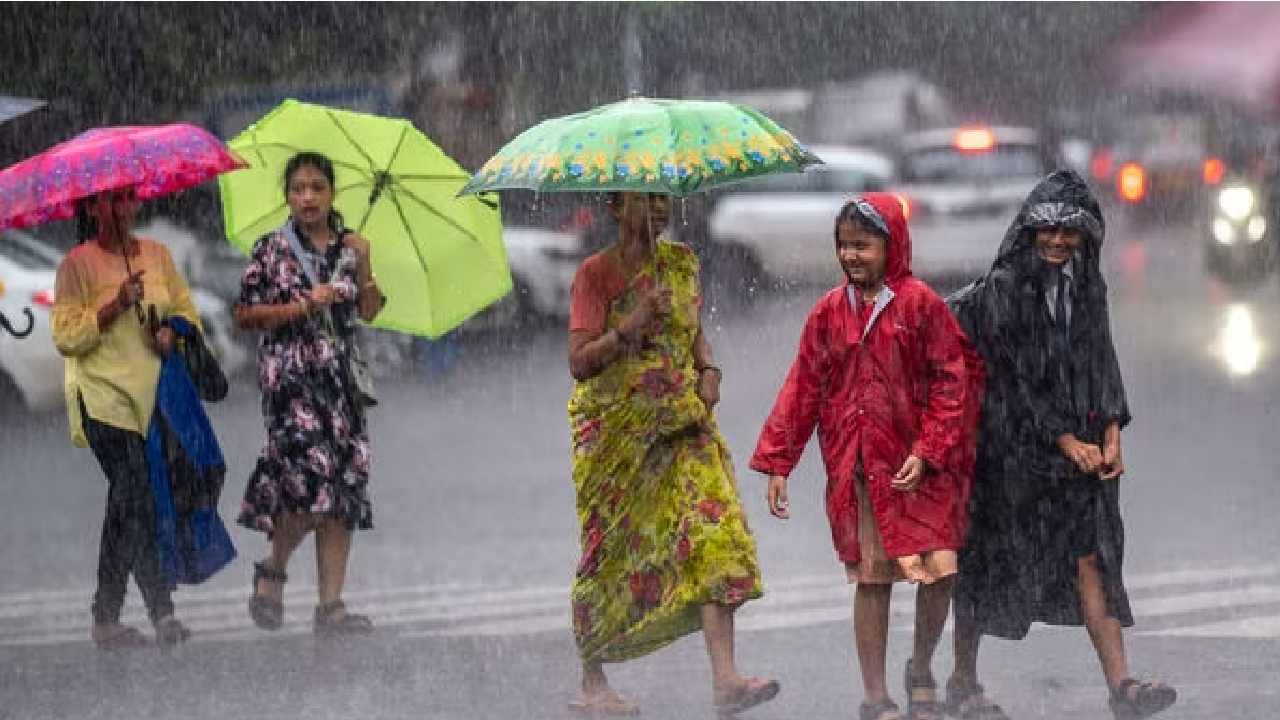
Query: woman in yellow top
52 185 200 650
565 192 777 716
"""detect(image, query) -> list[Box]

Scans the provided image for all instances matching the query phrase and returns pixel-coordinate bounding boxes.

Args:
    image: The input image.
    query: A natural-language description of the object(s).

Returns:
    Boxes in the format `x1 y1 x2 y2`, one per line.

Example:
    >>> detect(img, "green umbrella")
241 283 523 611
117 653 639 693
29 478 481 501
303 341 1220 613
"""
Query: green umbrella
461 96 822 197
219 99 510 339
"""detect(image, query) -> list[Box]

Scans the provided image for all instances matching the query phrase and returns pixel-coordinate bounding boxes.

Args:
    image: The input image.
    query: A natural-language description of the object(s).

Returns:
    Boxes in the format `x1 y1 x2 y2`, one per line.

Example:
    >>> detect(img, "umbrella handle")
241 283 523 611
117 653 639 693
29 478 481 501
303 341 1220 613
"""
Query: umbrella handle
0 308 34 338
121 242 146 325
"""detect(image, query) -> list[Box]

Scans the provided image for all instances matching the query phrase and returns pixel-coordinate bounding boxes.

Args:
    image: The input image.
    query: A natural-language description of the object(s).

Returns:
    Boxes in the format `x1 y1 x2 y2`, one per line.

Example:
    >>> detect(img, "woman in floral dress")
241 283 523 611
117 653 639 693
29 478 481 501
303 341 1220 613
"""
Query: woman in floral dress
234 152 384 637
566 192 777 716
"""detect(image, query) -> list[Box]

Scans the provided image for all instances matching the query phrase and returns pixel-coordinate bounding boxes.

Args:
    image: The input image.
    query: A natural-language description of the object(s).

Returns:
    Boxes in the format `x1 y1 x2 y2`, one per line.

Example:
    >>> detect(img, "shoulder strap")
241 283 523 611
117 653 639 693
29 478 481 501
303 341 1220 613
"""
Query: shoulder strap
281 222 320 288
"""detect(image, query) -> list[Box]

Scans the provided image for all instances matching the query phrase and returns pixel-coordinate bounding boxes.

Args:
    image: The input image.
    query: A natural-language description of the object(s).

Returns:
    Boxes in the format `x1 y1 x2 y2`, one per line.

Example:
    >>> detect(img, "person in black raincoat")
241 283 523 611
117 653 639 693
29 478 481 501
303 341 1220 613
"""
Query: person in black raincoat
944 171 1176 720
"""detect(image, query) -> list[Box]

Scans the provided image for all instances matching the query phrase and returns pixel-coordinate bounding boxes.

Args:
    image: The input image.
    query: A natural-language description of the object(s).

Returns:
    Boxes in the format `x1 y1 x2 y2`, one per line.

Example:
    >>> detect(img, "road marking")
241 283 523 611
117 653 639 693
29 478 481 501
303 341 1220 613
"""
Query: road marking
5 564 1280 647
1144 614 1280 638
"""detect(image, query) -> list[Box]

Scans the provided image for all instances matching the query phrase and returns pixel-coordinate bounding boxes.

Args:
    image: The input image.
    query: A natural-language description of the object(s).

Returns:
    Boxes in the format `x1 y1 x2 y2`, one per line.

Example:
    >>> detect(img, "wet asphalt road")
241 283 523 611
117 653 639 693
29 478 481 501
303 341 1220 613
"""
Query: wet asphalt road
2 212 1279 719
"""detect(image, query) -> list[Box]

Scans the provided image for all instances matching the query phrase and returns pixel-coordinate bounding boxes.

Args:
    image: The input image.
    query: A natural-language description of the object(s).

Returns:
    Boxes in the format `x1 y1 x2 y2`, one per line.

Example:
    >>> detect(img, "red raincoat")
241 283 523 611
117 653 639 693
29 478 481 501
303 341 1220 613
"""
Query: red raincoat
750 193 982 565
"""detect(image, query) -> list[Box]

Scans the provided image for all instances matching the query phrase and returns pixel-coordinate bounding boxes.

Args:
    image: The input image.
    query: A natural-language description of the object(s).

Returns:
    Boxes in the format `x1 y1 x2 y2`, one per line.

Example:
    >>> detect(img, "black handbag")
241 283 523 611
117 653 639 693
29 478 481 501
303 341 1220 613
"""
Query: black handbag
152 306 228 403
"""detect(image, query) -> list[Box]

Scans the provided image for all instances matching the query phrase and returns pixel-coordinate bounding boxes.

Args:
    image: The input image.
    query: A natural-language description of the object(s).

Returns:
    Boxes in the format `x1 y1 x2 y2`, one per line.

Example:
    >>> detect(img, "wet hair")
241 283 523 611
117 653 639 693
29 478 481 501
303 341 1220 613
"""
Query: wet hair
75 195 99 244
833 201 888 245
283 151 345 230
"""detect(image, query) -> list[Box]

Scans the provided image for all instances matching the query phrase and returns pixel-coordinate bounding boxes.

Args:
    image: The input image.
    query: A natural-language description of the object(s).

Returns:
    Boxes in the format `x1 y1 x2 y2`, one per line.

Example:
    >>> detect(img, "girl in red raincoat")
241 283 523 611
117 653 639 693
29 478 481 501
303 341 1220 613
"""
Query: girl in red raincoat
752 194 981 720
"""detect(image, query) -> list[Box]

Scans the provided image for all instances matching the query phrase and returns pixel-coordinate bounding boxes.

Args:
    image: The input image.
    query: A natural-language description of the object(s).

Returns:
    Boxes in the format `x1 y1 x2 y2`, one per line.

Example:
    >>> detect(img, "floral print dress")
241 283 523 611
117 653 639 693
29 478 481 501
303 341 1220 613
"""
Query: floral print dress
568 240 762 664
237 222 373 535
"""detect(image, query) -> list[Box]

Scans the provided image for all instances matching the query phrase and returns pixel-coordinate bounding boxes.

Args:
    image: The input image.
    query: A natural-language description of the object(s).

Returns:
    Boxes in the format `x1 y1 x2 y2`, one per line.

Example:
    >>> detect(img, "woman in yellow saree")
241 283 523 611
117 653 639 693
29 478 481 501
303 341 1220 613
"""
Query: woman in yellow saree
566 192 778 716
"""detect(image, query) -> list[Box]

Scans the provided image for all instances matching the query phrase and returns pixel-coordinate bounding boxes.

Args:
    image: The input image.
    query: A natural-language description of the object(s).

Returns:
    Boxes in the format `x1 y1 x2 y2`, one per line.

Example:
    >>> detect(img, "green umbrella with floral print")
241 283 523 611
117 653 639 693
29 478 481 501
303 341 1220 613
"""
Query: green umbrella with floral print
460 96 822 197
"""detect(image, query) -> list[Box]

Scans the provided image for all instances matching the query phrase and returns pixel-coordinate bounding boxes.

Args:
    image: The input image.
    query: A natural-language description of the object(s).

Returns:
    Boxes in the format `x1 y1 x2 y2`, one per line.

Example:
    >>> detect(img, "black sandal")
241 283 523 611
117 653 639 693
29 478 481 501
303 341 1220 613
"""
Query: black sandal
860 700 902 720
903 660 944 720
313 600 374 638
1109 678 1176 719
944 677 1009 720
248 560 287 631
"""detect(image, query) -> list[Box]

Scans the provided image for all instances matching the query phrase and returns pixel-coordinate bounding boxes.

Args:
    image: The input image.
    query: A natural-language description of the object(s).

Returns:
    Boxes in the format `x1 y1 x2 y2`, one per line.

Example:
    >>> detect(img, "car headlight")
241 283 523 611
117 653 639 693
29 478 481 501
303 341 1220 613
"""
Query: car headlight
1248 215 1267 242
1213 218 1237 245
1218 186 1256 221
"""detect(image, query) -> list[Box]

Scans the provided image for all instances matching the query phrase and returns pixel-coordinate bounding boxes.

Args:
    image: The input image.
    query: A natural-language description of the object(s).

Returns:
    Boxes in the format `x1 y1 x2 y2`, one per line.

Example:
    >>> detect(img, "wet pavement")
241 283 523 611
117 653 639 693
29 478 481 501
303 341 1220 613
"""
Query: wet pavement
2 212 1279 718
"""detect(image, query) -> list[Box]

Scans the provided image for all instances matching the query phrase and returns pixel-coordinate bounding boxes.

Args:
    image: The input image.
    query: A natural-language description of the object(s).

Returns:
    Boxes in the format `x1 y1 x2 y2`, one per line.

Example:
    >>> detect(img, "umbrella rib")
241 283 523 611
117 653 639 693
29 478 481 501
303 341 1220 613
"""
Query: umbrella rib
385 192 433 288
234 203 290 241
359 124 413 231
231 141 369 176
324 110 379 172
393 173 472 182
393 184 486 246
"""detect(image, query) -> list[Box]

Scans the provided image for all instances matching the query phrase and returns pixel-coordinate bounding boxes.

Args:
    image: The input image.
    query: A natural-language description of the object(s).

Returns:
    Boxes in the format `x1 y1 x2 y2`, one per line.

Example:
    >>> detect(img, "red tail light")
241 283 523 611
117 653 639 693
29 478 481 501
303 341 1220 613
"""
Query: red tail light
1090 149 1115 181
1203 157 1226 186
31 289 55 307
1117 163 1147 204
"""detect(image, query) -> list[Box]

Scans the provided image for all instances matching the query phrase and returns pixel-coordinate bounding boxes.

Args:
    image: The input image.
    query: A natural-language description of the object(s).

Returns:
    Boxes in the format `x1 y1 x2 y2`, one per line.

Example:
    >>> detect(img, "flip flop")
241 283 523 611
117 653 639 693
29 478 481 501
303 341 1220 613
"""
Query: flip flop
714 677 780 715
568 689 641 716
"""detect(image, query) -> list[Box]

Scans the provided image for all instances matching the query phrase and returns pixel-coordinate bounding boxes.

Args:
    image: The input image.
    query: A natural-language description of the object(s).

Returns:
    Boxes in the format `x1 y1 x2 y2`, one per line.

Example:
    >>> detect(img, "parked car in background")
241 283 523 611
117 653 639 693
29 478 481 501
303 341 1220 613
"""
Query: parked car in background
463 191 603 331
894 124 1050 283
704 144 895 290
700 70 955 152
0 231 60 411
0 228 249 413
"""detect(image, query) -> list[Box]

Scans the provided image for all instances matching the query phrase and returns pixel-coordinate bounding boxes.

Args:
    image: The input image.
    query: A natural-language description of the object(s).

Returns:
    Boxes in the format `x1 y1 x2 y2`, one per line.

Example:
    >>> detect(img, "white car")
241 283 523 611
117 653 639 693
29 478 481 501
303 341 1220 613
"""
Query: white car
0 233 60 411
461 225 584 331
895 125 1049 280
706 145 895 287
0 229 249 413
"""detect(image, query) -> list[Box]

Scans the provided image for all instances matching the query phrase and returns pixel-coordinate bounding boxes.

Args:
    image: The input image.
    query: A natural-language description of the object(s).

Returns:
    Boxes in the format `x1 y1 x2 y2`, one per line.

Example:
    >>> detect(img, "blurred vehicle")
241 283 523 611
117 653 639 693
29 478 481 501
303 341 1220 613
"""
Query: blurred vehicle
0 230 60 411
894 125 1050 282
462 191 604 331
0 228 249 413
1205 177 1277 281
703 145 894 290
700 70 955 152
462 225 584 331
1096 112 1212 218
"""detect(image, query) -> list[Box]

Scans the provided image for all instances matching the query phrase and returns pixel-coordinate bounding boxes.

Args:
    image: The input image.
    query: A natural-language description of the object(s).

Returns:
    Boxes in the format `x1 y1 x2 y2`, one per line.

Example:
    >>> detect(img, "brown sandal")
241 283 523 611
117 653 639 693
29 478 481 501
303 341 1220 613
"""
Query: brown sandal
568 689 641 716
861 700 903 720
944 677 1009 720
904 660 943 720
92 624 150 651
248 560 287 631
313 600 374 638
714 677 780 715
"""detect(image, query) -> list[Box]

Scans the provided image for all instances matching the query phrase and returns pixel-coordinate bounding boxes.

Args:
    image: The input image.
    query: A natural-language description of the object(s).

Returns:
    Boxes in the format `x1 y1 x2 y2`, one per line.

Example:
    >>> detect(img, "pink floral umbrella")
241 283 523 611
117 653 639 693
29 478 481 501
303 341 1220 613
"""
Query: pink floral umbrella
0 123 245 231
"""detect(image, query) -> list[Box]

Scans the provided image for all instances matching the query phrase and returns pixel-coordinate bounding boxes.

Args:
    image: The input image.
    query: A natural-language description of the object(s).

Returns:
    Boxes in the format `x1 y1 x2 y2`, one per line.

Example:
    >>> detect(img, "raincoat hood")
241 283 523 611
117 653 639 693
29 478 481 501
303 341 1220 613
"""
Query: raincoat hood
840 192 913 286
993 169 1105 274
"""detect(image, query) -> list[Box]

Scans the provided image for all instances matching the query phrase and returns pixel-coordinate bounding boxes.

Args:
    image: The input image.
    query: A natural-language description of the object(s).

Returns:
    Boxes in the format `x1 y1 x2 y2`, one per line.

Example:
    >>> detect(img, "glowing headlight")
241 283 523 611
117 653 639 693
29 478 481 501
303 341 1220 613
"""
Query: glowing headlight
1218 186 1256 221
1214 218 1237 245
1248 215 1267 241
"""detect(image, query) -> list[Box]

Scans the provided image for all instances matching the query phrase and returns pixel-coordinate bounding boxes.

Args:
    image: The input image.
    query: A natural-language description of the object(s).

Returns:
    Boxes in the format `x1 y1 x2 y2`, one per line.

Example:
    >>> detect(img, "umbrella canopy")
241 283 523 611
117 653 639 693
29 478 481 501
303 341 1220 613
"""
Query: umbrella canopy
461 96 822 197
1108 3 1280 114
219 99 508 339
0 123 245 231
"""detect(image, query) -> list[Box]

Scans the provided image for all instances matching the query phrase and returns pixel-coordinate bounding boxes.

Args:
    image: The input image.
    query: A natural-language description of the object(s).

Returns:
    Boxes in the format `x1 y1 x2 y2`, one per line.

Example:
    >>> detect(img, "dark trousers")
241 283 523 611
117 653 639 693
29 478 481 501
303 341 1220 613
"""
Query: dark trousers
83 408 174 625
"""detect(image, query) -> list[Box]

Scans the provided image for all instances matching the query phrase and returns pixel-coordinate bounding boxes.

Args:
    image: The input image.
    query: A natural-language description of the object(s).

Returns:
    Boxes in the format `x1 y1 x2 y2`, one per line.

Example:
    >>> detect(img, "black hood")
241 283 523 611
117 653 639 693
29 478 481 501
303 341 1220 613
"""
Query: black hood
993 169 1105 274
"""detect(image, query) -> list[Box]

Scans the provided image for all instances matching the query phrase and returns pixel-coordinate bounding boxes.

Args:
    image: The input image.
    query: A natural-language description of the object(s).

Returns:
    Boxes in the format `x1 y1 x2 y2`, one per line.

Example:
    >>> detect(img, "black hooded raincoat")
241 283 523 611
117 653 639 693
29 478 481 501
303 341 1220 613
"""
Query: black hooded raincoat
948 170 1134 640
